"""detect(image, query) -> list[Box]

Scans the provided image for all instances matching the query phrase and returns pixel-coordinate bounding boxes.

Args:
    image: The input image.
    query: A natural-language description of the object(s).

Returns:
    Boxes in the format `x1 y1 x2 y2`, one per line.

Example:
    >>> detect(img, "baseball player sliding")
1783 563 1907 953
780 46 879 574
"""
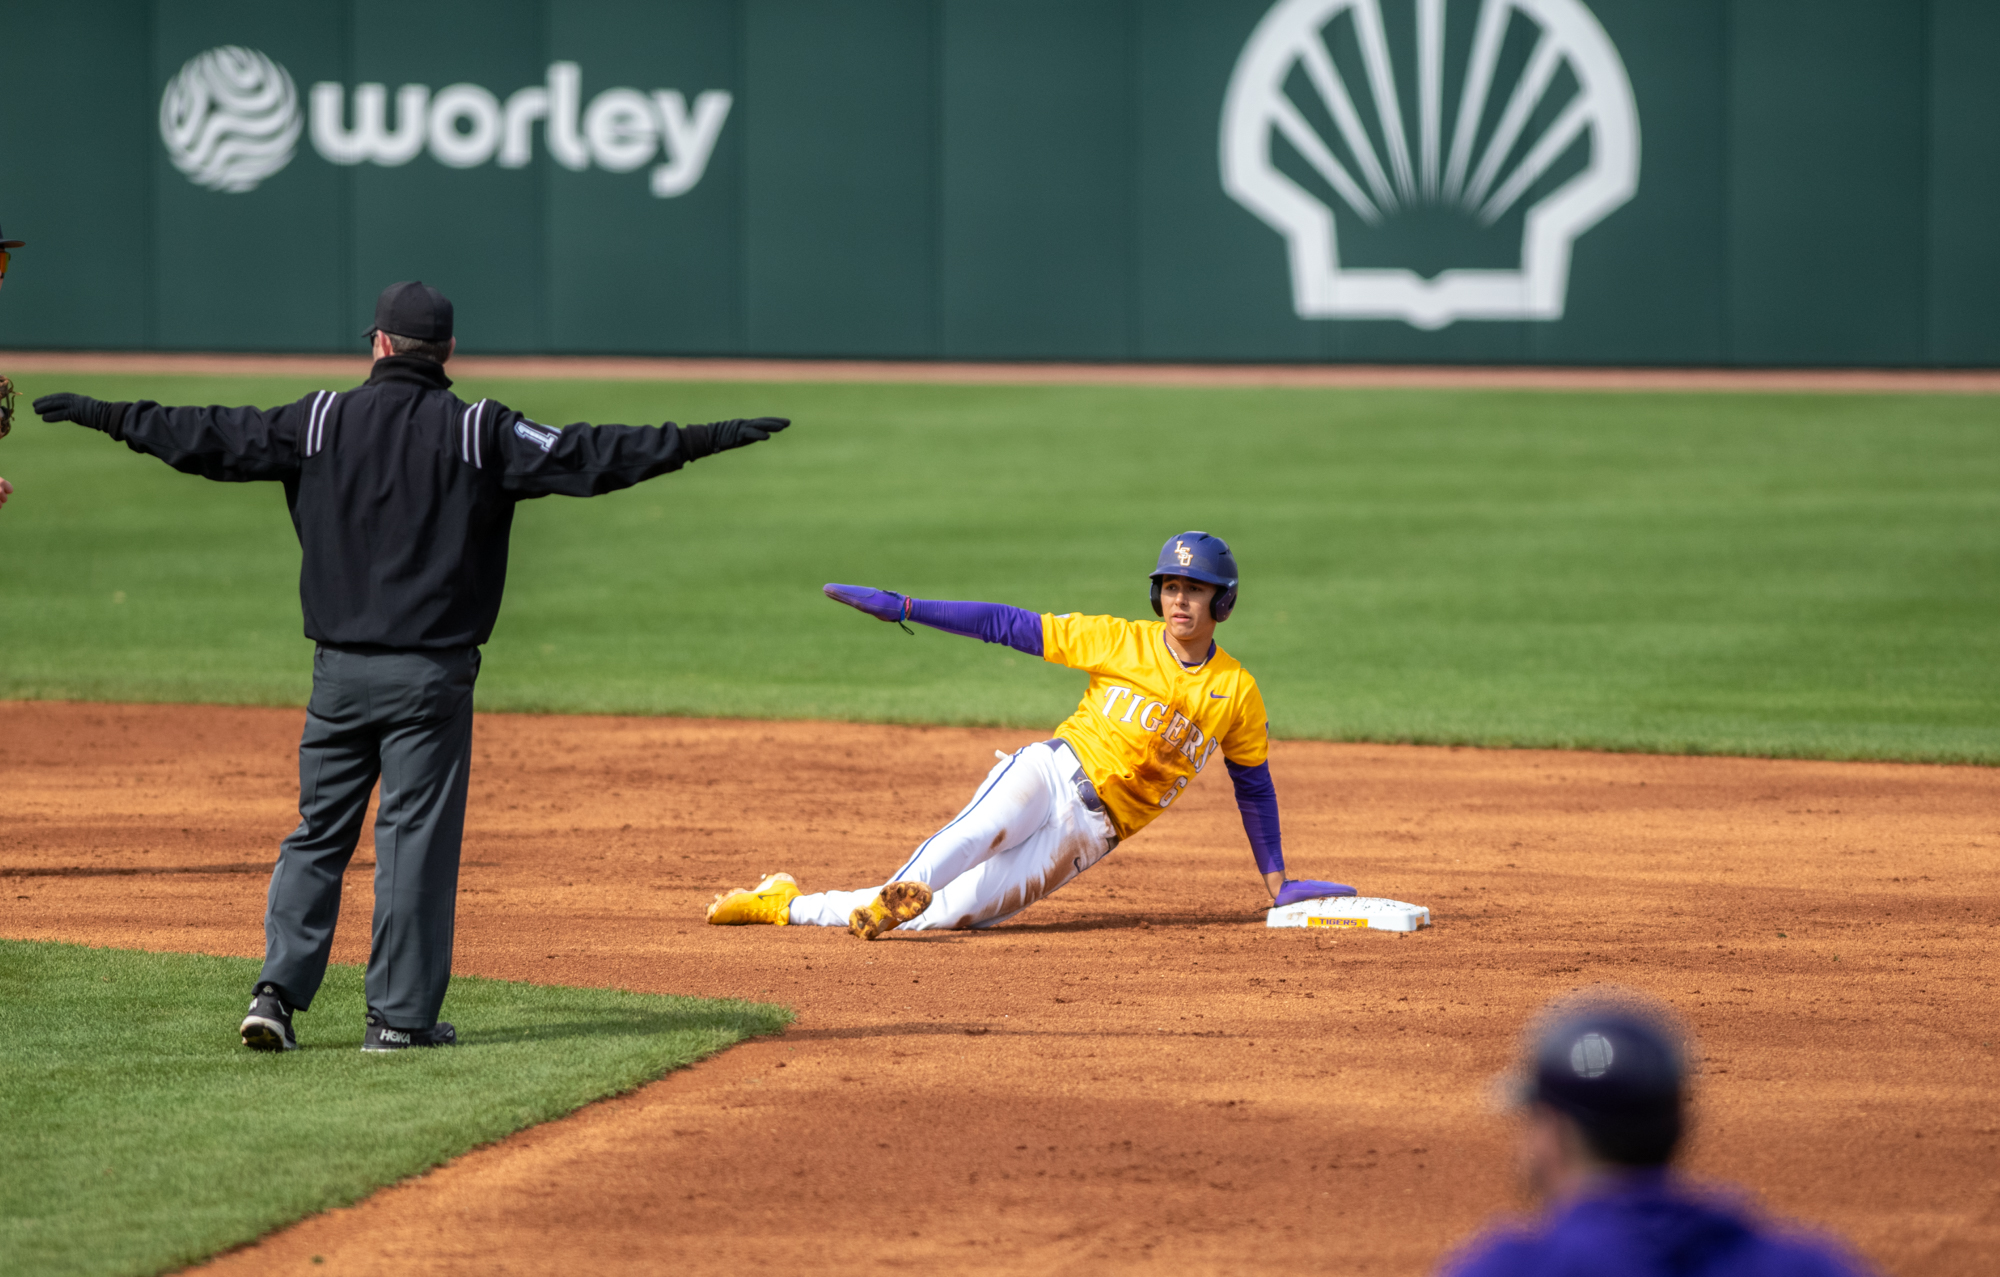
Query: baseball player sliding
708 531 1354 939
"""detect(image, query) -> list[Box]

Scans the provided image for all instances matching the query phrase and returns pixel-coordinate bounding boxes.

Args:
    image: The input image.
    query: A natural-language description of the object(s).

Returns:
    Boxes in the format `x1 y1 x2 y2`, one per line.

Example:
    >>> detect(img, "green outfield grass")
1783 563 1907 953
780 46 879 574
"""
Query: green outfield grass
0 939 790 1277
0 372 1994 762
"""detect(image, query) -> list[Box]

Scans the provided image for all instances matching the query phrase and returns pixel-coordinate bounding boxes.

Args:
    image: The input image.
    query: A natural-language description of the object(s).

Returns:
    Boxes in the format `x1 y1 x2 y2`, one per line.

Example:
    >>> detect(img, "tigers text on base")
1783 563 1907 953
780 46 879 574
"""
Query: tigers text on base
1266 896 1432 932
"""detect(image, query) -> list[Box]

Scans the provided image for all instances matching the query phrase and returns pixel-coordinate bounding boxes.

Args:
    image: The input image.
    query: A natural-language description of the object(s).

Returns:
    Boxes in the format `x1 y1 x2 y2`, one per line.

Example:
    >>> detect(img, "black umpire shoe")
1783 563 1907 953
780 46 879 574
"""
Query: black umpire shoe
240 982 298 1052
361 1010 457 1053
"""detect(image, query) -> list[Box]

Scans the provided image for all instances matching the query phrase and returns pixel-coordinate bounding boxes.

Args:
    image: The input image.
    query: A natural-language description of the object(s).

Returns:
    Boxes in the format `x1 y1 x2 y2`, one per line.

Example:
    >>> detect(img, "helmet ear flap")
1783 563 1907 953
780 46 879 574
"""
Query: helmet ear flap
1150 578 1164 617
1213 583 1237 622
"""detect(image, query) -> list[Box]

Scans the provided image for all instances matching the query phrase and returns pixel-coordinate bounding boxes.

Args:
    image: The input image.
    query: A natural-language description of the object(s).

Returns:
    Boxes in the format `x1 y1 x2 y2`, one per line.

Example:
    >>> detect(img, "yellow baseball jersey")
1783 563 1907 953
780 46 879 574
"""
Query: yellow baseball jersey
1042 613 1270 840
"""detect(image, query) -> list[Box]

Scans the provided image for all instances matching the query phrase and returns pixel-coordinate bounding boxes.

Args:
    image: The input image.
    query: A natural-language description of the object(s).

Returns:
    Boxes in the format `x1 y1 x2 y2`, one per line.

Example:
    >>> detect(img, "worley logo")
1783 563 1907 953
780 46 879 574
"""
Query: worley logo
1220 0 1639 329
160 48 730 199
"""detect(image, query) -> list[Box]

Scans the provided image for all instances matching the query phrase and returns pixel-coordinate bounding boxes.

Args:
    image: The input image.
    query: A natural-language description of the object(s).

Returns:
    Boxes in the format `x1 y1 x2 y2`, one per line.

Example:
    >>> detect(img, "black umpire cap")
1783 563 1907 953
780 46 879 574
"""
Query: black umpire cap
366 280 453 342
1522 1004 1686 1167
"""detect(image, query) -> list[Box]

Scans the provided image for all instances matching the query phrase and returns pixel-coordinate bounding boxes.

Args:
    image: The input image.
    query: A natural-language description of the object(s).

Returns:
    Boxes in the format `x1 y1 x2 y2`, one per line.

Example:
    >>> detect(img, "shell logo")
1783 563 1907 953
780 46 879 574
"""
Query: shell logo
1221 0 1640 330
158 47 303 193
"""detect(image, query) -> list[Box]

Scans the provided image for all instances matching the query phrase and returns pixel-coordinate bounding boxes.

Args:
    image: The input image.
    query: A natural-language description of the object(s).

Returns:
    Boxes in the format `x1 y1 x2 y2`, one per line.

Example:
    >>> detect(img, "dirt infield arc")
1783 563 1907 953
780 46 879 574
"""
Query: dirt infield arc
4 702 1997 1275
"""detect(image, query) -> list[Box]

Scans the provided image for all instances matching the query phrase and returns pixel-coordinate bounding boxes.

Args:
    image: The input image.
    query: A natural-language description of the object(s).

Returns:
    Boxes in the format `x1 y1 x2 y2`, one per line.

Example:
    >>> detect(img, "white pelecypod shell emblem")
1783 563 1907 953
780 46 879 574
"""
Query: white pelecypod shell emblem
159 46 303 193
1221 0 1639 330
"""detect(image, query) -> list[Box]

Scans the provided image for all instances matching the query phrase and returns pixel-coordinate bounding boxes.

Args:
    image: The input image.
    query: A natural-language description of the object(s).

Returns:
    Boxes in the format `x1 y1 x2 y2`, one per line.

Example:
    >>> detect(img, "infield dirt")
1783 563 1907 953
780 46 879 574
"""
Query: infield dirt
4 702 1996 1275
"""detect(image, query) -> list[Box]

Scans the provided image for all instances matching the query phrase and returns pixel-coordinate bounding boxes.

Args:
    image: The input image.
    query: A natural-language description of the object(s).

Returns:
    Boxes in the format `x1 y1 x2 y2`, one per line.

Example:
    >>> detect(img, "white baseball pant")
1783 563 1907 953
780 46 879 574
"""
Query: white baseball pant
788 738 1118 931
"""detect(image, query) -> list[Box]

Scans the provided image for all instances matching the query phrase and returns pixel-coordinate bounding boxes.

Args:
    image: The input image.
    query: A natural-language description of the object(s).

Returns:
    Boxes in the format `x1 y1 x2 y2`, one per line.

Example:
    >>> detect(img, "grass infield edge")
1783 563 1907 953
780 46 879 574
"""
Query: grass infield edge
0 939 794 1277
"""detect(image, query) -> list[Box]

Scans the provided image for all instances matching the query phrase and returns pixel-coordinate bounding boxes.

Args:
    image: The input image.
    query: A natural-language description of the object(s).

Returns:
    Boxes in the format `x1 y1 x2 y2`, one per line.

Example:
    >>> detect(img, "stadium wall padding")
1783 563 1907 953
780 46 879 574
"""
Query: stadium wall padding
0 0 1994 366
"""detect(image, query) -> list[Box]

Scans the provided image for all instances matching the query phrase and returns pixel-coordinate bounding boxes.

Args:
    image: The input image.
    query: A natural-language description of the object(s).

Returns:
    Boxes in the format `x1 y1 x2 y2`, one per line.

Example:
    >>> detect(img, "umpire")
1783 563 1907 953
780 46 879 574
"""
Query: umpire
33 281 789 1053
1438 999 1875 1276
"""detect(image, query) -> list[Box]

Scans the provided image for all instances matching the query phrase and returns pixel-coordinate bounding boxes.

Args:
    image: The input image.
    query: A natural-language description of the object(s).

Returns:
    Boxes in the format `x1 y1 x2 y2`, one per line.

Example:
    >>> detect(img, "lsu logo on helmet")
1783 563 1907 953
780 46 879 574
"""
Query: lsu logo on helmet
1175 540 1193 567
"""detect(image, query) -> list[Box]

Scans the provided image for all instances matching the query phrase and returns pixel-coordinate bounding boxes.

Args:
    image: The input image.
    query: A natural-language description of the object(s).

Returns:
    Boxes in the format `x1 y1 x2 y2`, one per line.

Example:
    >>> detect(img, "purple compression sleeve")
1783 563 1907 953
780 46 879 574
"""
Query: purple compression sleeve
906 598 1044 657
1225 759 1284 875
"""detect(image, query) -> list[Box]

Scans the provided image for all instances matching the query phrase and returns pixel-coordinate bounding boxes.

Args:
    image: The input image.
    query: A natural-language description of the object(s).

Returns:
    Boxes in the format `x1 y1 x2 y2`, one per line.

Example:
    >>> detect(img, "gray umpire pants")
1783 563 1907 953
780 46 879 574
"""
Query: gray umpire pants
258 644 480 1029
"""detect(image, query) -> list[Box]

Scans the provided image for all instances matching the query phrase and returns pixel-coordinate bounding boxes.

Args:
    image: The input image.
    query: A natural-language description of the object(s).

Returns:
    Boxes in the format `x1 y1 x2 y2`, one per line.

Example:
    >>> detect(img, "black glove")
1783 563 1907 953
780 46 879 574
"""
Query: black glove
35 393 132 437
681 417 790 460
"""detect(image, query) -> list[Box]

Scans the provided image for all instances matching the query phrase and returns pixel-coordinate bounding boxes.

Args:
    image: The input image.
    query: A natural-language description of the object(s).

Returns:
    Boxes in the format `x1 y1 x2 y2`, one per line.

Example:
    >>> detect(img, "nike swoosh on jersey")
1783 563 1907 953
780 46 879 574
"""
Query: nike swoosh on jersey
1209 692 1228 698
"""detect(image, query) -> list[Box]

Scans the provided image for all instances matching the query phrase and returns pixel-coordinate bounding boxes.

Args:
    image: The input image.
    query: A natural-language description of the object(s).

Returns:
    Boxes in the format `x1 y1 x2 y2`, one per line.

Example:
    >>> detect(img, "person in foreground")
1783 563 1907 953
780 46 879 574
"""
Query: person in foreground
33 281 790 1052
1439 999 1876 1277
707 531 1354 939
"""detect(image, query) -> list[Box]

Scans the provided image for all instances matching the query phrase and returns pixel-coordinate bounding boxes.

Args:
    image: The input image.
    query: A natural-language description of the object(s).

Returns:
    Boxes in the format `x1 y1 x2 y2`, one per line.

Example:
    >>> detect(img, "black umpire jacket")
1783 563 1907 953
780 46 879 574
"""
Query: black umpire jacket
113 356 698 649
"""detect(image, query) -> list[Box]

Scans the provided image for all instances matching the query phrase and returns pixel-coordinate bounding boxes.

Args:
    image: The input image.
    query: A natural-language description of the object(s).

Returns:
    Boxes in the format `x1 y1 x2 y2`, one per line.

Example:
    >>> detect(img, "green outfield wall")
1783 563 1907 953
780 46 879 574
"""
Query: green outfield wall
0 0 1994 366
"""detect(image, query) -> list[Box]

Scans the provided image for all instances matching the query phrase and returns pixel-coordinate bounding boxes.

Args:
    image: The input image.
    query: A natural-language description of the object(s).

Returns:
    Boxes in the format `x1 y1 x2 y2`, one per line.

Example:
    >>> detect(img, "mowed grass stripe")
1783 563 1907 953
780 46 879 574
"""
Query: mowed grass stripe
0 940 790 1277
0 374 1993 762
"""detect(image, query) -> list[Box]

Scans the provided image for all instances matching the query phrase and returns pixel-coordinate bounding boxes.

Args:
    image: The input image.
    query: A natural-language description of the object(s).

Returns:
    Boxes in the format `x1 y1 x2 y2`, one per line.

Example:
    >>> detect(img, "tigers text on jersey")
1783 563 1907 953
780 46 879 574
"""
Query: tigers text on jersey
1041 613 1269 840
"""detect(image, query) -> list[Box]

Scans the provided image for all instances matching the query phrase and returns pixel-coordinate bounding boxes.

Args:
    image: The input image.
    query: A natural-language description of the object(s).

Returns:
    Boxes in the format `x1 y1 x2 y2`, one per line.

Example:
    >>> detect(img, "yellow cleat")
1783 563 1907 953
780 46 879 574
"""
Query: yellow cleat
706 872 801 926
847 880 932 941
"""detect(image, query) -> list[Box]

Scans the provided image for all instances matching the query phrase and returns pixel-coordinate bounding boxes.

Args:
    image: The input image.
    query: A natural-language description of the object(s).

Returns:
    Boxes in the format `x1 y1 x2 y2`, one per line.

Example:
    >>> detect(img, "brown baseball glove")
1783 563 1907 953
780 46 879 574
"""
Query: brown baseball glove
0 374 14 439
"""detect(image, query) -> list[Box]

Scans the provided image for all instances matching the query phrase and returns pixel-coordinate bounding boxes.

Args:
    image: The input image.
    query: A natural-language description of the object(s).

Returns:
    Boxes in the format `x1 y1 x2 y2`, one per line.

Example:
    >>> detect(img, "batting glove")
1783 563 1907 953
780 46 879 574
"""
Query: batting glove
681 417 790 460
823 583 912 624
1274 880 1359 906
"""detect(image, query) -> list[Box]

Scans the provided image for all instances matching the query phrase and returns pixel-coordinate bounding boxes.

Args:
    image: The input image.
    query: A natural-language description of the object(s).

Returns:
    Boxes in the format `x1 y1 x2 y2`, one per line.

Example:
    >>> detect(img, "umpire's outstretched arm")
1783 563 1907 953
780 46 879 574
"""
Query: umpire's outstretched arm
35 384 789 651
33 391 788 496
32 393 304 482
495 411 788 498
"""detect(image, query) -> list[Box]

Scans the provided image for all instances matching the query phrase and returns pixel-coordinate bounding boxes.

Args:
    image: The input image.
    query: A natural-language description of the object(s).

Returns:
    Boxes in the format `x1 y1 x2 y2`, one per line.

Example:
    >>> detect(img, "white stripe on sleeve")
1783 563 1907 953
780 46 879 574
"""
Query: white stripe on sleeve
316 391 339 455
458 399 489 468
304 391 332 456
